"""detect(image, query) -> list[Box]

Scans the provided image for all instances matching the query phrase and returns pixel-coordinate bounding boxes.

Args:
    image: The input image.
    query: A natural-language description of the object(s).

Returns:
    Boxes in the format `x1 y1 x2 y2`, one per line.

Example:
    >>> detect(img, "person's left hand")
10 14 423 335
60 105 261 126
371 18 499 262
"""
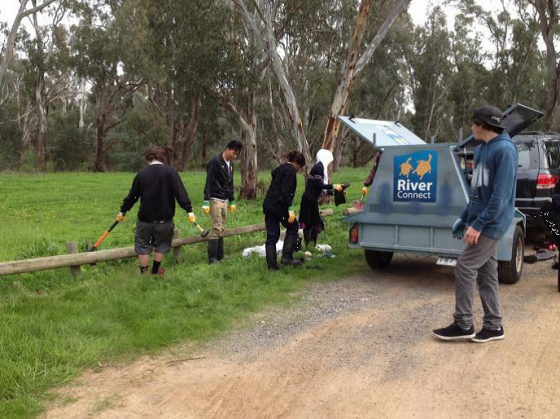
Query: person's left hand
117 212 125 222
229 200 236 213
188 212 196 223
334 184 343 192
463 226 481 246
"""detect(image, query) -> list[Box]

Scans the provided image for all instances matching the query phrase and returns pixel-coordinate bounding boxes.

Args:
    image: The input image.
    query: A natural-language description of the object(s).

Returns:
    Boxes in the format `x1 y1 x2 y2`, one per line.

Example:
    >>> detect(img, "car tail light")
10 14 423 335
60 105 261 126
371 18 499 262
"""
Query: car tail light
467 161 474 169
536 173 559 189
349 223 359 244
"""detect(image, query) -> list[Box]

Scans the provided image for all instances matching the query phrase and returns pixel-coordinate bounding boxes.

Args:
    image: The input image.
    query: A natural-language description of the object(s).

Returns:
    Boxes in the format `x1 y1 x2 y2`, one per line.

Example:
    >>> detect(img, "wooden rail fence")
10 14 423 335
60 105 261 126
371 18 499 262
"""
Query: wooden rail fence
0 209 334 276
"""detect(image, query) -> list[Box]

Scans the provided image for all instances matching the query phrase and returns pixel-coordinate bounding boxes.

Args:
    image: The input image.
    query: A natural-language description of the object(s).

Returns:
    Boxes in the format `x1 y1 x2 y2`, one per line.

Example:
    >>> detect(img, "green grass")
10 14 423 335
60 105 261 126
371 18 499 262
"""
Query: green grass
0 167 370 418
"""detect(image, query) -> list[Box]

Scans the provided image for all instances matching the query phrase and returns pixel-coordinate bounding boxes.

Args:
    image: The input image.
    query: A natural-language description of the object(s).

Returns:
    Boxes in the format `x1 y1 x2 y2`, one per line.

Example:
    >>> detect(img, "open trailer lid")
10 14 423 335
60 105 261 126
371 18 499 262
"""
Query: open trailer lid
457 103 544 150
338 116 426 147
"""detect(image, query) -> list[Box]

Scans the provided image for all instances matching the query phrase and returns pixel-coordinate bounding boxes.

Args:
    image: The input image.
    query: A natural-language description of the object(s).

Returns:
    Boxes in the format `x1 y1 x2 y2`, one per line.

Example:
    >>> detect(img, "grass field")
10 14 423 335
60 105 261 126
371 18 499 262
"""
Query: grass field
0 167 371 418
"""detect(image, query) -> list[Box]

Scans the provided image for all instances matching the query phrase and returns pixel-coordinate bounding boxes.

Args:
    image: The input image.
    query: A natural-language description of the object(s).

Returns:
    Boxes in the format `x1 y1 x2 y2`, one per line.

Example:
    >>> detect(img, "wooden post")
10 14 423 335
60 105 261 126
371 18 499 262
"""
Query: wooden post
173 228 182 262
66 242 81 278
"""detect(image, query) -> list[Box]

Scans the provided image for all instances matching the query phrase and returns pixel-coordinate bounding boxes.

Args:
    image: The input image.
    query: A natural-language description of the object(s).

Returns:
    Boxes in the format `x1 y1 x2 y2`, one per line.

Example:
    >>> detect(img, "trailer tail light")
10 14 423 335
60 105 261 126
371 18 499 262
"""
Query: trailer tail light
536 173 559 189
349 223 359 244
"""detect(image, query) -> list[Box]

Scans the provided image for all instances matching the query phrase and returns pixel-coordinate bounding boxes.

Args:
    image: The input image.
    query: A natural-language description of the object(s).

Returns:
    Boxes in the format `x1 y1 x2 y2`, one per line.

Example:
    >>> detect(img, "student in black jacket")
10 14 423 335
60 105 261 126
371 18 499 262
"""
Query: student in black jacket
263 151 306 270
119 145 195 275
299 149 344 247
202 140 243 264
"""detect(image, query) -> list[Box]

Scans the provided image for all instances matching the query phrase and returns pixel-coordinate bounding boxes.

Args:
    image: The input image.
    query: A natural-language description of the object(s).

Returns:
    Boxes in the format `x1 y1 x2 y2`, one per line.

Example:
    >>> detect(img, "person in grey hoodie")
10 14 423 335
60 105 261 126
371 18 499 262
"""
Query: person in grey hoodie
433 105 517 343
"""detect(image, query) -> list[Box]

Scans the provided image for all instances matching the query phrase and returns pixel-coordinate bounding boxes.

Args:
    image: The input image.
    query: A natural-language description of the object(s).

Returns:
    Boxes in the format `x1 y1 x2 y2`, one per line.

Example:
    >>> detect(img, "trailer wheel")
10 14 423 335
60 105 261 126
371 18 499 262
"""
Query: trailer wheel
365 249 393 269
498 225 524 284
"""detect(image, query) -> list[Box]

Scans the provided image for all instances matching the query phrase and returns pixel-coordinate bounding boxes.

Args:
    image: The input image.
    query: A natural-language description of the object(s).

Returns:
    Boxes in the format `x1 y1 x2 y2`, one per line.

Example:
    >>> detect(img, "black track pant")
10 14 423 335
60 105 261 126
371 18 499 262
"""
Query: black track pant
263 203 298 246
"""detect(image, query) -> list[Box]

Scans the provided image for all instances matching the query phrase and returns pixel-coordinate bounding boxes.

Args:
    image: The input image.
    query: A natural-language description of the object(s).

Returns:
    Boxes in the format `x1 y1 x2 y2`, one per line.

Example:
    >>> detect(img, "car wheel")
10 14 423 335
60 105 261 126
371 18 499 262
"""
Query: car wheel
498 225 524 284
365 249 393 269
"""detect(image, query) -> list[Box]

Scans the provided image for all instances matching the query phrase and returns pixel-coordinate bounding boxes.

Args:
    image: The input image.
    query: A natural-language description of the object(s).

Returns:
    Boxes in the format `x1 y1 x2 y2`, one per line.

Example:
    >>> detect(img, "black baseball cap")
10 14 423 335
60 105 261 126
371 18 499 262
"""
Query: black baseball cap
473 105 504 129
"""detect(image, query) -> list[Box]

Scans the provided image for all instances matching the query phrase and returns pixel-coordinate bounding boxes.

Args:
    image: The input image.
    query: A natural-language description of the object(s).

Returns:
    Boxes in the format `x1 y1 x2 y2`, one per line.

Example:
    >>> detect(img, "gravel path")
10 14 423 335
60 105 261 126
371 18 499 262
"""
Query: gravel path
44 252 560 419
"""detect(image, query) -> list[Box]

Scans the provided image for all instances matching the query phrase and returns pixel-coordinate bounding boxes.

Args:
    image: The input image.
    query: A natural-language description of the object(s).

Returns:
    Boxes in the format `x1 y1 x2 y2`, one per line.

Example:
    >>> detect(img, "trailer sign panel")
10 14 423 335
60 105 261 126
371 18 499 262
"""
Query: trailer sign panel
393 150 438 203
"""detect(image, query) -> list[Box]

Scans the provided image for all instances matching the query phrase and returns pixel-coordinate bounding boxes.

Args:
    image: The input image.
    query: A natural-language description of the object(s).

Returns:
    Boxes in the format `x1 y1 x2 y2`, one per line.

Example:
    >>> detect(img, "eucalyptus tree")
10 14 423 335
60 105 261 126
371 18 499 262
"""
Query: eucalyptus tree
320 0 410 154
523 0 560 130
0 0 59 86
406 6 453 142
143 0 233 173
70 0 143 172
23 0 71 170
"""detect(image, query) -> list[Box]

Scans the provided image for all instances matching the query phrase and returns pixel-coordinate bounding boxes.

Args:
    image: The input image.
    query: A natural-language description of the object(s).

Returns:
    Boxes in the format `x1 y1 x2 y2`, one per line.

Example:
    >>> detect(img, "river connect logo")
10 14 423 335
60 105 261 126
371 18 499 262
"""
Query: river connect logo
393 150 438 203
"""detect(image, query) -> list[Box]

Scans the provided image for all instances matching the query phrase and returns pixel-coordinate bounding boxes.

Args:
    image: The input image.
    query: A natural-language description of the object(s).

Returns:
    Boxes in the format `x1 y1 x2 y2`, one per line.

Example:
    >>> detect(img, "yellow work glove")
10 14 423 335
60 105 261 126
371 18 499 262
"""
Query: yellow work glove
362 186 369 196
117 212 125 222
202 201 210 215
188 212 196 223
229 200 236 213
288 206 296 223
334 184 343 192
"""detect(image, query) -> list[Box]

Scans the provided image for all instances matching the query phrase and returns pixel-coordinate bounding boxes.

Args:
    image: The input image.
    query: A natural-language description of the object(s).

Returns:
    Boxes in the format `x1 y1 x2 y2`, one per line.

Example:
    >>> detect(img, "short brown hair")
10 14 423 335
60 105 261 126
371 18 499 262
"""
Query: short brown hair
145 145 166 163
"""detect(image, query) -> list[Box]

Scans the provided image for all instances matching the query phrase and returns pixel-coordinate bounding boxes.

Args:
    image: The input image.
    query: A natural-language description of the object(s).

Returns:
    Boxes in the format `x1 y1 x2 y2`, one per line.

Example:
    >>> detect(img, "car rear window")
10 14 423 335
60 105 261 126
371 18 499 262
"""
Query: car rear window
515 143 532 169
544 141 560 169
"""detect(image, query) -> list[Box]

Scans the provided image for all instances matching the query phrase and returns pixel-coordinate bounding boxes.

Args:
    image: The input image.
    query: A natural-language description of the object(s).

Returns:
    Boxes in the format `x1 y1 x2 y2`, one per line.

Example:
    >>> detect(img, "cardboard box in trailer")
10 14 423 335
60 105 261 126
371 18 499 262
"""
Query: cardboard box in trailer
341 104 543 284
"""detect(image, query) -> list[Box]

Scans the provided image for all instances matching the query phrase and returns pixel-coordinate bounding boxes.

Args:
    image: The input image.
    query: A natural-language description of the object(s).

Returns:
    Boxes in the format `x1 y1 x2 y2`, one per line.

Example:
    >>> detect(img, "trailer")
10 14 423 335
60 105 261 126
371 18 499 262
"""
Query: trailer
341 104 543 284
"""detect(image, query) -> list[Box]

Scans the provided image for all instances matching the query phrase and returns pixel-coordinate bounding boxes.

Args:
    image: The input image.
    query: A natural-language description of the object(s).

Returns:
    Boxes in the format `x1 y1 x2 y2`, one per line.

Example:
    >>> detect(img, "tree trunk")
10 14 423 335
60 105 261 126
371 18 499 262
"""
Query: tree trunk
321 0 409 152
35 73 48 171
79 78 87 130
0 0 58 86
178 97 202 171
234 0 312 167
239 93 258 199
93 93 108 172
530 0 560 130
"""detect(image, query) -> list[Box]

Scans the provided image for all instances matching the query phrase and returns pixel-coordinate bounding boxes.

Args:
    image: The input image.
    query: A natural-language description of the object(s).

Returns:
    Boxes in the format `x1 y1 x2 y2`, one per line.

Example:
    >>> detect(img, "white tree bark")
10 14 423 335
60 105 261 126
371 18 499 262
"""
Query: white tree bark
321 0 410 152
233 0 312 167
0 0 58 85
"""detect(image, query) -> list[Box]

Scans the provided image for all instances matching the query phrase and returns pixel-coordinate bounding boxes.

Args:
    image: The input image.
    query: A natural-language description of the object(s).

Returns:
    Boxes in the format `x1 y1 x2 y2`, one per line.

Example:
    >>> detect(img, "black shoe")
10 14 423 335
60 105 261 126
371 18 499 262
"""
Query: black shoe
281 234 302 267
217 237 224 261
265 244 279 270
207 239 219 265
471 326 505 343
432 322 475 341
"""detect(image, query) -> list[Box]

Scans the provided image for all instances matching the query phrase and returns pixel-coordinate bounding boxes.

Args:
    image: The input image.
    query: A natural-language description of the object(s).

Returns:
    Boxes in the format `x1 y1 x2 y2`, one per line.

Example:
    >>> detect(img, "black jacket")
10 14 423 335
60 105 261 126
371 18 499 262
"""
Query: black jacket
303 162 333 202
263 163 298 211
204 154 235 201
120 164 192 222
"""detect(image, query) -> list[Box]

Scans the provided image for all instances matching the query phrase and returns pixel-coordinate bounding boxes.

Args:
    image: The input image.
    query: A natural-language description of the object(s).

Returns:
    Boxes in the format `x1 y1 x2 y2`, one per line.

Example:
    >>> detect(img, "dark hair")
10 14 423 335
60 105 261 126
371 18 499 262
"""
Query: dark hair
472 118 504 134
145 145 167 163
286 150 306 167
226 140 243 152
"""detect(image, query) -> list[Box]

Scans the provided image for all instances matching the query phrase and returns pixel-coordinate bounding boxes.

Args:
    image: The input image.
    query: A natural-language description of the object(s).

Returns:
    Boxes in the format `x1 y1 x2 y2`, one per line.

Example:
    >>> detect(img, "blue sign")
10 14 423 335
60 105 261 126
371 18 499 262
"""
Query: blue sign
393 150 438 203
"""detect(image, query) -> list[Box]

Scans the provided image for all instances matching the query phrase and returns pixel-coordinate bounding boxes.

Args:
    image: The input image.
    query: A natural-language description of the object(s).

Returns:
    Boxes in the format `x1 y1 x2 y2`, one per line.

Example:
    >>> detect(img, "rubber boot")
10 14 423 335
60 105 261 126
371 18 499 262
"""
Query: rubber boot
281 234 302 266
265 244 279 270
208 239 219 264
217 237 224 261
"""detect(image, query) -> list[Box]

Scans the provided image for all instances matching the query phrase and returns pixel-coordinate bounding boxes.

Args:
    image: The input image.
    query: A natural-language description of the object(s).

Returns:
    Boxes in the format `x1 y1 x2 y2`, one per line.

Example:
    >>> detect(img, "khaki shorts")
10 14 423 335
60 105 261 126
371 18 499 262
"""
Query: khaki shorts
135 220 174 254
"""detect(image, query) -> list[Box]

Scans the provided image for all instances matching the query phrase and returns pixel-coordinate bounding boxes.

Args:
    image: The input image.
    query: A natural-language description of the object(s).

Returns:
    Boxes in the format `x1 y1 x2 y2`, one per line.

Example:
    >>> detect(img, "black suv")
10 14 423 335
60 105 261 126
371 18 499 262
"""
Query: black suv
513 132 560 229
458 104 559 232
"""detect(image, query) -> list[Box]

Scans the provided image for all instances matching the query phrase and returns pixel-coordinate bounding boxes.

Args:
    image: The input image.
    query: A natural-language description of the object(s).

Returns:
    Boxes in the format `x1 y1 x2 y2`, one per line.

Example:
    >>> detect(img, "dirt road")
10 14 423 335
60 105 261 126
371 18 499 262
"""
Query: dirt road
45 254 560 418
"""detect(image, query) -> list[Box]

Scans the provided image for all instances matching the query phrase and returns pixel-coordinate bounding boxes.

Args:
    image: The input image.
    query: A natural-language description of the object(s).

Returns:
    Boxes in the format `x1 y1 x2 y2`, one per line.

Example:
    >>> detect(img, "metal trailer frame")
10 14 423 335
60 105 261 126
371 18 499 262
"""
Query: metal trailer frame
341 104 543 284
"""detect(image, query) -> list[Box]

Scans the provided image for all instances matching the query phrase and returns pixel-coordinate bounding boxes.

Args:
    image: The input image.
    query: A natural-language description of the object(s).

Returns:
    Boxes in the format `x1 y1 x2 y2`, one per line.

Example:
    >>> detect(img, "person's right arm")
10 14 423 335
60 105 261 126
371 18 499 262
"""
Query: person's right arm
120 174 141 214
203 159 215 201
281 168 297 208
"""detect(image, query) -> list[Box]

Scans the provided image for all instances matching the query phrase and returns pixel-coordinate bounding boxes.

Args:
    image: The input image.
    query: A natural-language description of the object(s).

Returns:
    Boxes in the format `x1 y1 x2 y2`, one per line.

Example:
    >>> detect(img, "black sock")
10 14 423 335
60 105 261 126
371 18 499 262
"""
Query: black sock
139 265 149 274
152 260 161 274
